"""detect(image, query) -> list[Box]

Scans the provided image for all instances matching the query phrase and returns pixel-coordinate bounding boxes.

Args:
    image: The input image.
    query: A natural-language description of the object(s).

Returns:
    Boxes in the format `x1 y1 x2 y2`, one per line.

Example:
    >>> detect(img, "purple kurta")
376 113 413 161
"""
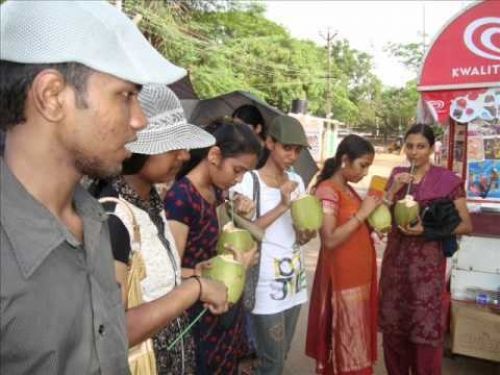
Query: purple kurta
379 166 464 346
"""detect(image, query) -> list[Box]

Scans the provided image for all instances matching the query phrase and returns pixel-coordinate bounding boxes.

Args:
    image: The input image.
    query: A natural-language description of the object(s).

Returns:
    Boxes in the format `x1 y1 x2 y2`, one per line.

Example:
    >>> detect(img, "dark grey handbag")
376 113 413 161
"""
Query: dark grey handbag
421 199 461 257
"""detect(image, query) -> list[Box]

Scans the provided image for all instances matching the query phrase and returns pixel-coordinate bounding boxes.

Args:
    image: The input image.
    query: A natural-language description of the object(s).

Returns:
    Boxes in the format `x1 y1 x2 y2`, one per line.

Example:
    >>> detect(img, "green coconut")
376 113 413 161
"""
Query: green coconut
216 222 256 255
291 194 323 231
367 204 392 233
394 195 420 227
202 254 246 304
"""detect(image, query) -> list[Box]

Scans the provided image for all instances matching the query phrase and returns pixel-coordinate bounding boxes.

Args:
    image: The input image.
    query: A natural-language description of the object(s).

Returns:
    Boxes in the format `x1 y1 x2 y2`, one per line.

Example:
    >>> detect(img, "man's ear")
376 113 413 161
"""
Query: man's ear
207 146 222 166
29 70 68 123
255 123 262 135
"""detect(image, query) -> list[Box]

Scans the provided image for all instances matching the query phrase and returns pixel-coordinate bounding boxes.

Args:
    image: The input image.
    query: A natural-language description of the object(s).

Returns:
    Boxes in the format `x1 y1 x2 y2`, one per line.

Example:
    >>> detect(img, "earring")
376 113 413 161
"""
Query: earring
341 162 346 169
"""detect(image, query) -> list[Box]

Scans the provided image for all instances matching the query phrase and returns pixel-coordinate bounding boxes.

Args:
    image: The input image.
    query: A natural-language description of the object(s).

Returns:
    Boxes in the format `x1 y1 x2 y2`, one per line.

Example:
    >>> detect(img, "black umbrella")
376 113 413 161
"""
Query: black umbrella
186 90 319 186
189 90 279 127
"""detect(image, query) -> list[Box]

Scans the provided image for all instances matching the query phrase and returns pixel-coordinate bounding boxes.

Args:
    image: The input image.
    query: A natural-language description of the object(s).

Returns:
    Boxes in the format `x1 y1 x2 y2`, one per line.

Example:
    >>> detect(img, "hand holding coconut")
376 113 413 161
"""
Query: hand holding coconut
397 214 424 236
201 254 246 304
224 242 259 269
357 195 383 221
290 194 323 245
216 222 258 266
197 277 230 314
232 192 256 219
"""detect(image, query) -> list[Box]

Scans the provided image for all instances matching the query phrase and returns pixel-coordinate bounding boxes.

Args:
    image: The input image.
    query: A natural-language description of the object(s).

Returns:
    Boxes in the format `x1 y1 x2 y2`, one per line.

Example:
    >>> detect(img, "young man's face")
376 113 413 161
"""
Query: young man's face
61 72 146 178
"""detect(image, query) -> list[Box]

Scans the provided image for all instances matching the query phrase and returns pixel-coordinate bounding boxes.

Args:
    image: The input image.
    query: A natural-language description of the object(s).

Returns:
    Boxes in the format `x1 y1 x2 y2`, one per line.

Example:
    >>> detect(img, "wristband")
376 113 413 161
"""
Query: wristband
353 214 363 224
190 275 203 301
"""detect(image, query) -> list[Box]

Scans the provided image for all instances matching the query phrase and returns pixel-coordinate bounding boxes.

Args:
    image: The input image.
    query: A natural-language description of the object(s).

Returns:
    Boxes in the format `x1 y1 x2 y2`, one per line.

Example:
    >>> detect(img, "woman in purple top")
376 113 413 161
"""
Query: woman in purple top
165 120 261 374
379 124 472 375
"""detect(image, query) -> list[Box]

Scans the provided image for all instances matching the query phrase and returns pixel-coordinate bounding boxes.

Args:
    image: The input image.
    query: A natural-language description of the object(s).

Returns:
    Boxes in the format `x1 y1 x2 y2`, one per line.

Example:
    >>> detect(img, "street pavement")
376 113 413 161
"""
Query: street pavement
283 153 500 375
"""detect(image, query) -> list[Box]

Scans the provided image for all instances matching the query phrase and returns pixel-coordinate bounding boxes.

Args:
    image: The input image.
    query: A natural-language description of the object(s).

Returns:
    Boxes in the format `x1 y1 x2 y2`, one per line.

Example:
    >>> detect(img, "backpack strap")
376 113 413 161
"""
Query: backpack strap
250 171 261 219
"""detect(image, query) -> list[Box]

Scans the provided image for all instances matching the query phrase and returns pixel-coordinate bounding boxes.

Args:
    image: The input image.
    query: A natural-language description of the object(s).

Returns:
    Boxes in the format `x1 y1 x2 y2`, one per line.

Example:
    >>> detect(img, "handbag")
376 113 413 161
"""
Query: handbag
99 197 158 375
421 199 461 257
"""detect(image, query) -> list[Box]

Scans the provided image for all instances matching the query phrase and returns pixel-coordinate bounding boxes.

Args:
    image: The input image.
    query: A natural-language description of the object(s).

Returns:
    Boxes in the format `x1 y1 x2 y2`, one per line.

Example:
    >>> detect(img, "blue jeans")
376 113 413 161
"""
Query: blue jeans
251 304 301 375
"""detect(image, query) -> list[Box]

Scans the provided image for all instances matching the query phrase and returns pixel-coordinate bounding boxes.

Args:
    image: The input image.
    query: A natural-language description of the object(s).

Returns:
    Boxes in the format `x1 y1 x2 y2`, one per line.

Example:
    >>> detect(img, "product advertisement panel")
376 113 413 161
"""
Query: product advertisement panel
466 121 500 201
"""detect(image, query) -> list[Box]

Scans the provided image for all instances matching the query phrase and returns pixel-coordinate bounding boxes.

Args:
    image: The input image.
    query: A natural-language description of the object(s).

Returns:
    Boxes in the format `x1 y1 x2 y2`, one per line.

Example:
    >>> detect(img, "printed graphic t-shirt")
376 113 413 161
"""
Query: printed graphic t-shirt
231 171 308 315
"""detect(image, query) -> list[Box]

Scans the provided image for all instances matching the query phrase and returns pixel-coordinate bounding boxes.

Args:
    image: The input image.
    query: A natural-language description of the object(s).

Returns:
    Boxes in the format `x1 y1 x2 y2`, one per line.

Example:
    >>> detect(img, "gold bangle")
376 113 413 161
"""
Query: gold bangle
353 214 363 224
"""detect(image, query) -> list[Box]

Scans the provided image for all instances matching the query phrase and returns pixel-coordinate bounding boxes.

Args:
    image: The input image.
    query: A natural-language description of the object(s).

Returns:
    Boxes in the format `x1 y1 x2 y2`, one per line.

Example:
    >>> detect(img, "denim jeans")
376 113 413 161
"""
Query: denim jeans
251 304 301 375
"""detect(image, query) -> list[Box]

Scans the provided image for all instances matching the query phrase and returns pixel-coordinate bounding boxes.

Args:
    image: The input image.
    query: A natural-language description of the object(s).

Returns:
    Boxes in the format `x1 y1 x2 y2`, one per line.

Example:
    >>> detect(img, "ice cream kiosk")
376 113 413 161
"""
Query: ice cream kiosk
417 0 500 362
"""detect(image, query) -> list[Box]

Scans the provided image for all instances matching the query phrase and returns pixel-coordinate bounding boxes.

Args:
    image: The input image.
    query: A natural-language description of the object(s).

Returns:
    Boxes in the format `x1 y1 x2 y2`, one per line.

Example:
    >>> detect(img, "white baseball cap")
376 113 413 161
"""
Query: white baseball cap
126 84 215 155
0 0 186 85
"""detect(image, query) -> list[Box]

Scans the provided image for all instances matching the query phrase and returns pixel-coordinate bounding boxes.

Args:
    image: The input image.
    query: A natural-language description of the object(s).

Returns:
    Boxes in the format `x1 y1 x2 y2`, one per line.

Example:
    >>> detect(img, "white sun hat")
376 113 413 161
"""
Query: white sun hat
0 0 185 85
127 84 215 155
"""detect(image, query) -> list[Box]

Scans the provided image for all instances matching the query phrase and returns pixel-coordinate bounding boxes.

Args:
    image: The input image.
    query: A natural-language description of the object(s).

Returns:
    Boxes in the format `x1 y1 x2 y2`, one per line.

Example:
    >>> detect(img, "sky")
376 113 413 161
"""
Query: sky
264 0 476 87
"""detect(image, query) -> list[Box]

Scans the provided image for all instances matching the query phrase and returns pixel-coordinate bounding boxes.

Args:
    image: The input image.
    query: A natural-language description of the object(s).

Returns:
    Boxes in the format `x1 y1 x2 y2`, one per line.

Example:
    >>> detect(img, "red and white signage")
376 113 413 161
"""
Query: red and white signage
418 1 500 91
421 87 500 123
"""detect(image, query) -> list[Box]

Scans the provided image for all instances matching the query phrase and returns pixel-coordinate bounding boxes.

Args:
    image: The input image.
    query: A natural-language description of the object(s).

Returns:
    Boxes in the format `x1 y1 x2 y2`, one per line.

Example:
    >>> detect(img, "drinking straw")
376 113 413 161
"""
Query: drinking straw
405 161 416 196
167 307 208 351
231 198 235 226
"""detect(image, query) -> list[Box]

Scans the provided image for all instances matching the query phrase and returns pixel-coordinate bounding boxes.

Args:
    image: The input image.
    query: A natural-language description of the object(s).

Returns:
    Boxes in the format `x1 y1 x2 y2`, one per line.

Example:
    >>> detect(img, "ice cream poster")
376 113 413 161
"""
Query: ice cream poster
468 160 500 200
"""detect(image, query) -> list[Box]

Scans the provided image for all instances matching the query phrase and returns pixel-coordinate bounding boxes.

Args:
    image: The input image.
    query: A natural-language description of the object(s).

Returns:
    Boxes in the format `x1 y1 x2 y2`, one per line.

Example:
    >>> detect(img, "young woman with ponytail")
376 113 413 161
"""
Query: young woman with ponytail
306 134 381 375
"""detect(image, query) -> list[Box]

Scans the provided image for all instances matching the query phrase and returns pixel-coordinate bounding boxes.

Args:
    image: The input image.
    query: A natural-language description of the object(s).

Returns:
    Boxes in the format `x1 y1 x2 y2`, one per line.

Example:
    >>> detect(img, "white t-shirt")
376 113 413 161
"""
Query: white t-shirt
231 171 308 315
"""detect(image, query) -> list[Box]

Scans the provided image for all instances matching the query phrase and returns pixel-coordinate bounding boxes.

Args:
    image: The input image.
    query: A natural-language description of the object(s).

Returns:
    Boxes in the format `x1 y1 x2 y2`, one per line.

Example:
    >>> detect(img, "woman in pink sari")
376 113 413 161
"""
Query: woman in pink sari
379 124 472 375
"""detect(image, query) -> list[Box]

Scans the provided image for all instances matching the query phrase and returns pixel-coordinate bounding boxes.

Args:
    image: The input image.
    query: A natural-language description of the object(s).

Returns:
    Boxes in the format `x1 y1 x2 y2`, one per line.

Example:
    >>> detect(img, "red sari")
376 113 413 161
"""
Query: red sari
379 166 464 374
306 180 378 375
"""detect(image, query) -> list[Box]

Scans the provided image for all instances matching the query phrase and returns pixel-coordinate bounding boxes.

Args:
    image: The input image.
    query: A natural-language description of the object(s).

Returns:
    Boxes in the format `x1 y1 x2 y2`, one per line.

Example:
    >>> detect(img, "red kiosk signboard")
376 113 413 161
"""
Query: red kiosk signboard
418 0 500 212
418 2 500 362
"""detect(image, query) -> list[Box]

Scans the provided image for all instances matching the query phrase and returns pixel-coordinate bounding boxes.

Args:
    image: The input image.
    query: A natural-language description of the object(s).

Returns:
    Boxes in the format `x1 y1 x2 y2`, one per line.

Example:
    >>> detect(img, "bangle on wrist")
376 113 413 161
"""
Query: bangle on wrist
383 197 393 206
191 275 203 301
353 214 363 224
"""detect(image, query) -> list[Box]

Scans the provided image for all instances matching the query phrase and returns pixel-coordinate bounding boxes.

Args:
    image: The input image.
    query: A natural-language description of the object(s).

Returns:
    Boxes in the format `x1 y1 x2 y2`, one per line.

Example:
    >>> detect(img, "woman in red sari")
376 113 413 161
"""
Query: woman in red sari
379 124 472 375
306 135 381 374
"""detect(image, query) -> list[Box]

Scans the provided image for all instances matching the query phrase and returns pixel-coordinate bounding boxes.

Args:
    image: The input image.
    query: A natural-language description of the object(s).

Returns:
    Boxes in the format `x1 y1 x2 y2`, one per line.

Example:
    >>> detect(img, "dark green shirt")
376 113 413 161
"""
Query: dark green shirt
0 159 128 374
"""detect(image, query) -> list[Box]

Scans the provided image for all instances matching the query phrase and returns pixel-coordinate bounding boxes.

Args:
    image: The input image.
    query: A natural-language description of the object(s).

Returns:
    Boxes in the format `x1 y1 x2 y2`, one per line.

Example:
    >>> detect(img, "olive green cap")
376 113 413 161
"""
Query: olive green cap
268 115 310 147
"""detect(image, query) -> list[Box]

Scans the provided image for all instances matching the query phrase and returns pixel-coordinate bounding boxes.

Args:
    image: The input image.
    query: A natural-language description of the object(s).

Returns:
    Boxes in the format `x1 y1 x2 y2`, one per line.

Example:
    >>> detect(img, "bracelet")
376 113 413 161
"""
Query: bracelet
353 214 363 224
383 197 393 206
190 275 203 301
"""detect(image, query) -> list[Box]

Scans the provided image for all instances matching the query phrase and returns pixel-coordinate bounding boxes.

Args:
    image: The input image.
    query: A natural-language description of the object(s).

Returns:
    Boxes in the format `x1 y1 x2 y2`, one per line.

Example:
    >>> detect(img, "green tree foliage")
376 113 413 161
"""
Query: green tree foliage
377 80 420 140
121 0 414 136
385 41 425 75
376 41 424 136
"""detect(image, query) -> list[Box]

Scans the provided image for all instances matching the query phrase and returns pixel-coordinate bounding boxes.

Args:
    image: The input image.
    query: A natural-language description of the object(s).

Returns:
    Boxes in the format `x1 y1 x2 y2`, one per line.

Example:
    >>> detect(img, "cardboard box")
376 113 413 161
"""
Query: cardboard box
451 301 500 362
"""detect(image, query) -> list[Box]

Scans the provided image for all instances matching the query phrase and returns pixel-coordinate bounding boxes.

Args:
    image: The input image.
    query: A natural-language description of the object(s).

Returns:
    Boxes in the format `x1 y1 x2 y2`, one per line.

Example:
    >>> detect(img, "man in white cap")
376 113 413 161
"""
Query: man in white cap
0 1 223 373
